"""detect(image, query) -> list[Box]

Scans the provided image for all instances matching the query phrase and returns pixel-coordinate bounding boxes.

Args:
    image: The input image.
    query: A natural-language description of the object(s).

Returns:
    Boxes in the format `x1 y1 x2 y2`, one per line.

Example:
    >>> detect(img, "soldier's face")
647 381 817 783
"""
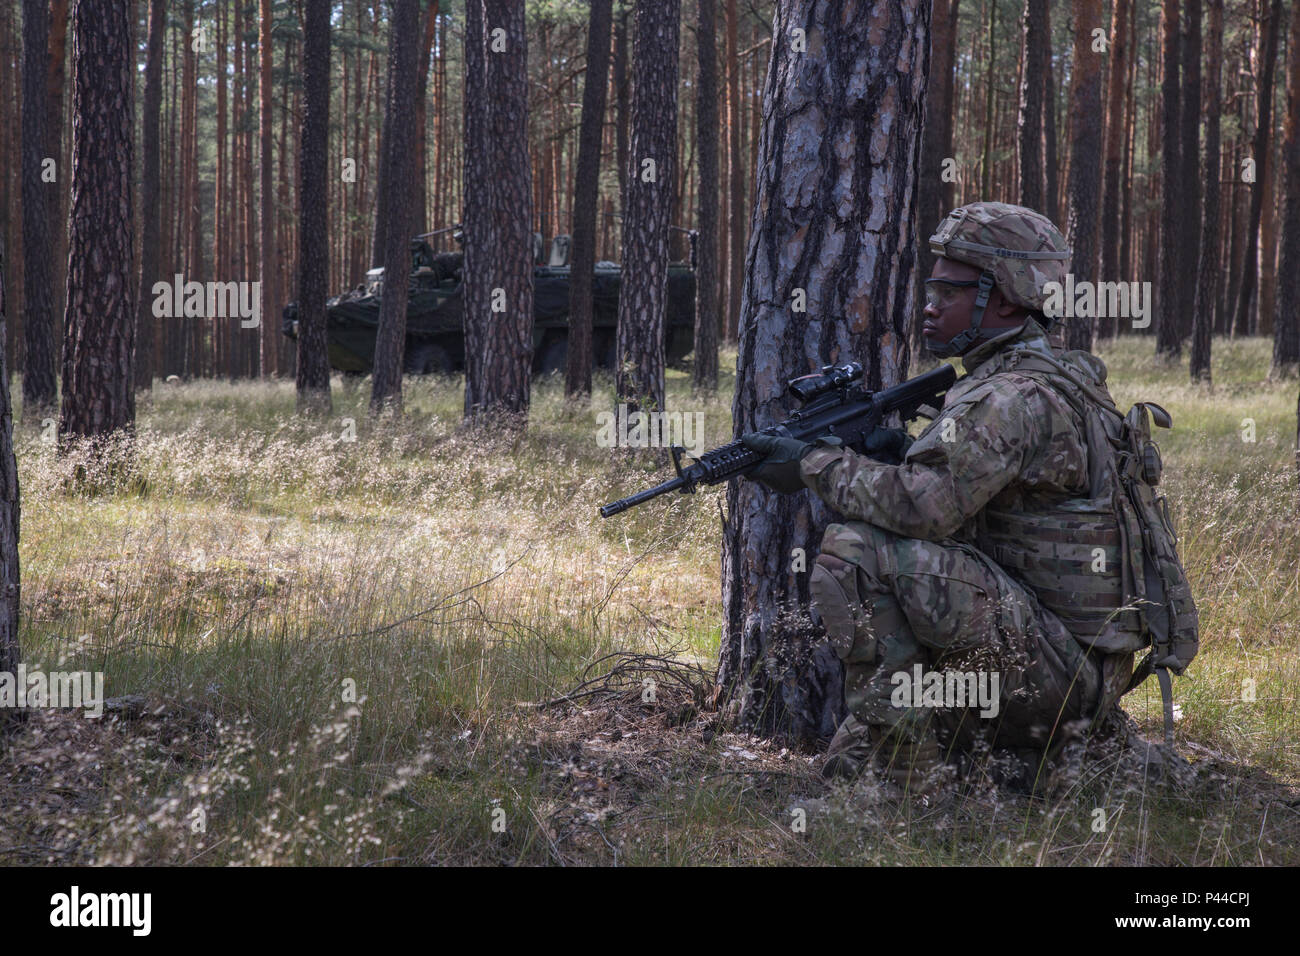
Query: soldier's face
921 257 983 351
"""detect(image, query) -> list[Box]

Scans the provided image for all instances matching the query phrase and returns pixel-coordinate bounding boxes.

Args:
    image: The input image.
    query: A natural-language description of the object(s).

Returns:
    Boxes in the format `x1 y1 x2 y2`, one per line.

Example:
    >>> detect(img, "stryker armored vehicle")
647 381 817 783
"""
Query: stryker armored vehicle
282 228 697 376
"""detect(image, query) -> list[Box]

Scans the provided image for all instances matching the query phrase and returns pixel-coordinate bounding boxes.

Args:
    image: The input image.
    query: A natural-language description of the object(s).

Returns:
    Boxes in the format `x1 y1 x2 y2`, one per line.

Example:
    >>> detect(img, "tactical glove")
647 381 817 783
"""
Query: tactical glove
860 427 914 465
741 432 816 494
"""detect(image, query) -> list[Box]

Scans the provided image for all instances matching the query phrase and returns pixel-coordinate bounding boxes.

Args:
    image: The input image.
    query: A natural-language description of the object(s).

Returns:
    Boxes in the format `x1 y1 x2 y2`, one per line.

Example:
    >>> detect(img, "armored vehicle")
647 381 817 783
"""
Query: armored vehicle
282 230 697 376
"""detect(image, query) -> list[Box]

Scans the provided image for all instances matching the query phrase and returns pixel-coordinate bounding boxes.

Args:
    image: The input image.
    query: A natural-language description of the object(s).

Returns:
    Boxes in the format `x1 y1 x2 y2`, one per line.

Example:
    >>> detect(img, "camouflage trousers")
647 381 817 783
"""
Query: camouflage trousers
810 520 1108 758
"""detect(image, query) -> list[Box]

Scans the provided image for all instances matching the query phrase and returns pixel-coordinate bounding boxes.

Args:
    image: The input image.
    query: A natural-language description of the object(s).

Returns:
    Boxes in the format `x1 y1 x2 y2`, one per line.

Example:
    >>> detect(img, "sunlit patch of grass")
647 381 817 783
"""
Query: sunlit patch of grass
2 336 1298 865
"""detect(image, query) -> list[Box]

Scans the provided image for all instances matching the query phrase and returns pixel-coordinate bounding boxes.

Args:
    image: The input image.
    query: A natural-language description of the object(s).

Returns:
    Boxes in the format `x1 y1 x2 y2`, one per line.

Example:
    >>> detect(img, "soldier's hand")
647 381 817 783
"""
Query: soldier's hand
860 427 914 464
741 432 814 494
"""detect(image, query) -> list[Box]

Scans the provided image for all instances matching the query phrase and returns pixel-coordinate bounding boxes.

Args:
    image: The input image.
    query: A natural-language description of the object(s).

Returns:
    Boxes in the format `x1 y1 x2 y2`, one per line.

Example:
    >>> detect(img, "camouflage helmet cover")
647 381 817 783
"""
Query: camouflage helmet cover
928 202 1071 312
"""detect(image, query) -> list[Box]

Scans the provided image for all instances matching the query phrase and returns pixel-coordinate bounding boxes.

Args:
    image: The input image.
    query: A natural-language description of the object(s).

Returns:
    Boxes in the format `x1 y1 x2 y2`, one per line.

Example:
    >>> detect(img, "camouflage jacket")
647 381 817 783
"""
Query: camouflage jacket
799 318 1090 544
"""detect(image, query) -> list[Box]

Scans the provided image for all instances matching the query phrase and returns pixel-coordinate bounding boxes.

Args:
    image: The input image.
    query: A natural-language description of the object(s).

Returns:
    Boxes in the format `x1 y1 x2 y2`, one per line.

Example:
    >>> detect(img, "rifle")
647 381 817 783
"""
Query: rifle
599 361 957 518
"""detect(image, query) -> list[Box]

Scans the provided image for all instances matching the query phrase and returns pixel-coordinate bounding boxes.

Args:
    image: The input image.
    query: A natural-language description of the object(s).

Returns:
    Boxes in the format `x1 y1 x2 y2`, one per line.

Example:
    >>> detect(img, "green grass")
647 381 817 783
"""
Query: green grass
2 336 1297 865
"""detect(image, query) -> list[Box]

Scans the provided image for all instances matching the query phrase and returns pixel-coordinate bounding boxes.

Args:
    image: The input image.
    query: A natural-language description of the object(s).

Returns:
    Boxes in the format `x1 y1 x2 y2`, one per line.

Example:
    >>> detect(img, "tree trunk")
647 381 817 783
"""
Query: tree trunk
1234 0 1282 338
718 0 927 744
472 0 533 419
0 234 22 732
21 0 58 419
1273 0 1300 375
914 0 958 371
1017 0 1046 210
980 0 995 198
692 0 720 393
1100 0 1132 340
1065 0 1104 352
1043 2 1060 224
1192 0 1222 381
565 0 614 401
370 0 422 415
614 0 681 414
296 0 332 413
134 0 164 393
412 0 440 237
60 0 135 442
1156 0 1183 356
47 0 70 343
258 0 276 375
723 0 743 344
1177 0 1202 343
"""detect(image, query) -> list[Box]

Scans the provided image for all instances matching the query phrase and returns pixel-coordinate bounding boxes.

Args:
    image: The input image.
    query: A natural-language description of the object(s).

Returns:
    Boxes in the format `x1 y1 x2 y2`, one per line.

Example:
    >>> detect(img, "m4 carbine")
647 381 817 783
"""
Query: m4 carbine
599 361 957 518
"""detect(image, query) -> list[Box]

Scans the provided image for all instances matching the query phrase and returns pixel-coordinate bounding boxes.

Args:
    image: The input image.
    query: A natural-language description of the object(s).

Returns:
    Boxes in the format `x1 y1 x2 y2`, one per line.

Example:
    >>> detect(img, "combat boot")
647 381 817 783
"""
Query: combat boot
870 725 946 795
820 714 876 780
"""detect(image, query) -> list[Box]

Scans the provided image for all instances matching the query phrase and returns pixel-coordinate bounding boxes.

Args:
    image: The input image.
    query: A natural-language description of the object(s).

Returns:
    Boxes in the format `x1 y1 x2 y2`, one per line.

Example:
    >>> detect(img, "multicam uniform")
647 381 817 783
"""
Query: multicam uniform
802 318 1142 780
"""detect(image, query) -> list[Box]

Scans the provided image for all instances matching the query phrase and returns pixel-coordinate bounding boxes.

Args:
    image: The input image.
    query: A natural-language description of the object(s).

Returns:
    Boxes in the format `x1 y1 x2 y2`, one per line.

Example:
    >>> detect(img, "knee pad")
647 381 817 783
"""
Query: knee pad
810 553 877 665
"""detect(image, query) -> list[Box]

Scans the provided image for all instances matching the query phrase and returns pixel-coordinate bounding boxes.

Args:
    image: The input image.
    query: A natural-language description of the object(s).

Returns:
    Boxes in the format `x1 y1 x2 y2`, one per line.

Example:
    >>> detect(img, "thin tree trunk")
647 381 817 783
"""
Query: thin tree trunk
0 231 22 732
259 0 276 375
565 0 614 400
297 0 332 413
21 0 58 419
134 0 164 393
692 0 720 393
719 0 928 743
1044 2 1059 224
1156 0 1183 355
1017 0 1045 210
1192 0 1222 381
1178 0 1203 343
1273 0 1300 375
370 0 422 414
614 0 682 414
1234 0 1282 337
914 0 958 371
1100 0 1133 340
1065 0 1104 352
724 0 743 344
60 0 135 443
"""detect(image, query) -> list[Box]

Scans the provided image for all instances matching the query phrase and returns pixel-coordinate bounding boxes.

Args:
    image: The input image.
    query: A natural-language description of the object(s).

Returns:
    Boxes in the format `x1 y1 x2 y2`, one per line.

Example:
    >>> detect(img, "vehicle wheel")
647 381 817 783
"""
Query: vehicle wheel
406 342 452 375
596 335 618 371
537 336 567 375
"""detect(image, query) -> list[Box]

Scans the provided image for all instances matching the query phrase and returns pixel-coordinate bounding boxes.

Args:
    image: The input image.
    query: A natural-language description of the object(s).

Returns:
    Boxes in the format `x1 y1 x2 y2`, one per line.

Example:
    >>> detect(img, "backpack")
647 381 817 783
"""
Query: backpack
1004 348 1199 747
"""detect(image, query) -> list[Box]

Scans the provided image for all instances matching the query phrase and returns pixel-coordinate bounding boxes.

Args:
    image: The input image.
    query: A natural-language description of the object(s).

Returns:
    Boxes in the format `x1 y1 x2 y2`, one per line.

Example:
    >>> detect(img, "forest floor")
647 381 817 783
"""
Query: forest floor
2 336 1298 865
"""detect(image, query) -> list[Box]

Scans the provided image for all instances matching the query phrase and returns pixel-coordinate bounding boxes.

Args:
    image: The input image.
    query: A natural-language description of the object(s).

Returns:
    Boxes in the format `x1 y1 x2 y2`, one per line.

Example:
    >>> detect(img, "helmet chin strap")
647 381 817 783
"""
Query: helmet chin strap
926 270 1001 357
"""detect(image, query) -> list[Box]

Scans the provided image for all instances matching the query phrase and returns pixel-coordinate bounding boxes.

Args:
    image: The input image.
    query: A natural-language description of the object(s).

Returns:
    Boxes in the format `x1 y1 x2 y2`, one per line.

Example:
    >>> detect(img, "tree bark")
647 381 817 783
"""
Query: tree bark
1100 0 1133 340
614 0 681 414
258 0 277 375
1233 0 1281 338
21 0 58 419
1043 2 1060 224
1177 0 1202 343
1156 0 1183 355
1192 0 1222 381
59 0 135 443
565 0 614 401
718 0 927 744
1017 0 1046 210
297 0 332 414
1273 0 1300 375
0 234 22 732
914 0 958 371
370 0 422 415
1065 0 1104 353
692 0 720 393
723 0 743 344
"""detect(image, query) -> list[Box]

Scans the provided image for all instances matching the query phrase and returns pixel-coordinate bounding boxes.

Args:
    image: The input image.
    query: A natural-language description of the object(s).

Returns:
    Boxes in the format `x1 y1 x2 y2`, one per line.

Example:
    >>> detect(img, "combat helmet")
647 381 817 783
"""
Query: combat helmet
926 201 1071 356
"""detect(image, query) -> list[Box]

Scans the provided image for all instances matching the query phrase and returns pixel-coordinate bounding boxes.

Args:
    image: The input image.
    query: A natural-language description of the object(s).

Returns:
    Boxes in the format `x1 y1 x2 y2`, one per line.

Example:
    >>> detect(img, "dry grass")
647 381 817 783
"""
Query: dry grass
1 336 1298 865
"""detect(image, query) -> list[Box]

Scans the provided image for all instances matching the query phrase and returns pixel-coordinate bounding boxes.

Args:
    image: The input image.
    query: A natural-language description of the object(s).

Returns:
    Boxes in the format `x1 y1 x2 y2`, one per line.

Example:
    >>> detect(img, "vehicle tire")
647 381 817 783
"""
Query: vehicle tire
406 342 452 375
